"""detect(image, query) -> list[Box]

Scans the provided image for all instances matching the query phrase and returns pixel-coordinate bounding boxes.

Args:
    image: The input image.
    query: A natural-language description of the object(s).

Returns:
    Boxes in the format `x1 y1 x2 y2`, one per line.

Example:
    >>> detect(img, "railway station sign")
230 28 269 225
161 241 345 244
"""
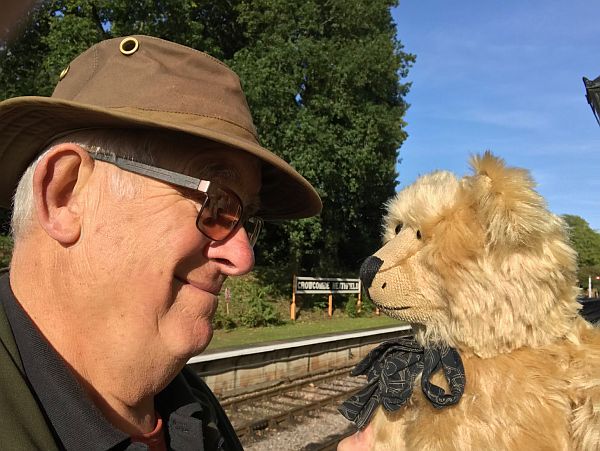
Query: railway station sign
291 276 362 320
295 276 361 294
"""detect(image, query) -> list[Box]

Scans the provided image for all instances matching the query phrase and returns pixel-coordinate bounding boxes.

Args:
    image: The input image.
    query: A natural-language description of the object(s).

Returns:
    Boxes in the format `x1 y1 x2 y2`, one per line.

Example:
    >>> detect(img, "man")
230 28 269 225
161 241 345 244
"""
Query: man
0 35 321 450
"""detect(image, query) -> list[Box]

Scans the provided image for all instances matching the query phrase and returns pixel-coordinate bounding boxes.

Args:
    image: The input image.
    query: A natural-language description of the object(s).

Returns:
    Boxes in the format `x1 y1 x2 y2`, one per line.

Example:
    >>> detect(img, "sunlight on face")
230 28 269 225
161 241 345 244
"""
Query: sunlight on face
83 143 261 366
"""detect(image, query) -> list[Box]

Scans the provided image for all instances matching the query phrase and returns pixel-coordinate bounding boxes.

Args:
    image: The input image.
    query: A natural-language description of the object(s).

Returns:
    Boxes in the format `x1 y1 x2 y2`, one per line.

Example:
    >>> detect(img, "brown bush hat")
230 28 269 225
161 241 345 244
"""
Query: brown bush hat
0 35 322 220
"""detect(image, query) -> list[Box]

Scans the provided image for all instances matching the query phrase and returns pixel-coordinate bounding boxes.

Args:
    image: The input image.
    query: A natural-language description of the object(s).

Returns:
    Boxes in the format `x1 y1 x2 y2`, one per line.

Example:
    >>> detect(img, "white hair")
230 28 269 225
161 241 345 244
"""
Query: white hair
11 129 162 240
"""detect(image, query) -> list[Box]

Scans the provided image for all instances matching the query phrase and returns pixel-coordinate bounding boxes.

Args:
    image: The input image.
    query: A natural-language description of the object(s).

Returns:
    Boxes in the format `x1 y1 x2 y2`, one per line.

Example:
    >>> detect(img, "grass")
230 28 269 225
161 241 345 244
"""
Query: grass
207 315 403 351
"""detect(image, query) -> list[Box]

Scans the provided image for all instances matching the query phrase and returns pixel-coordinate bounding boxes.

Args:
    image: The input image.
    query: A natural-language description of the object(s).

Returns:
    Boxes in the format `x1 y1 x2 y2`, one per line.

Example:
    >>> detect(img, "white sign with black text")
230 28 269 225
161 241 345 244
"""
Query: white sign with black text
295 276 361 294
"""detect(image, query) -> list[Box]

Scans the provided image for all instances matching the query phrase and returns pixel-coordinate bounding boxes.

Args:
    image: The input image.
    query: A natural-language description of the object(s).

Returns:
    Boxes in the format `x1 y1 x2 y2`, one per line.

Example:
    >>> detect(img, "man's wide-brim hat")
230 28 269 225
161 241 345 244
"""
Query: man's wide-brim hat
0 35 322 220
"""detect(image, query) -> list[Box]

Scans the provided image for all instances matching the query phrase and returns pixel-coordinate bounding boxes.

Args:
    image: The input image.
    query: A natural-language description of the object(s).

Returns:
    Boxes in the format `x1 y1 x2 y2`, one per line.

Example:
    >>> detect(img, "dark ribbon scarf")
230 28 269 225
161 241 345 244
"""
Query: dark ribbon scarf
338 337 466 429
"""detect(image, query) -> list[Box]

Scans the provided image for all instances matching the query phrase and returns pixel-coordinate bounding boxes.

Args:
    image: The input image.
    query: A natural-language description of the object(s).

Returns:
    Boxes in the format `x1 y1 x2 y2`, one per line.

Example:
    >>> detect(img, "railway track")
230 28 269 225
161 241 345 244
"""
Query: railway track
222 366 365 447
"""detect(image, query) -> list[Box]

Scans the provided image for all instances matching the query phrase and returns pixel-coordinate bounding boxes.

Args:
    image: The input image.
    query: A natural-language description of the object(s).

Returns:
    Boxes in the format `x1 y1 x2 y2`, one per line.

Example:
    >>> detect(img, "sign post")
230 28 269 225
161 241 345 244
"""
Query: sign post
224 287 231 315
292 276 361 320
291 275 297 321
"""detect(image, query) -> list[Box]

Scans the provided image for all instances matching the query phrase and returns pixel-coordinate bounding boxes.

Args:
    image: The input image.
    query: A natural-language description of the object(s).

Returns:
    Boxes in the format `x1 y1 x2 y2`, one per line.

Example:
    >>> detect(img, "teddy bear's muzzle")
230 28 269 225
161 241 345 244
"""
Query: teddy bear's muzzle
360 256 383 290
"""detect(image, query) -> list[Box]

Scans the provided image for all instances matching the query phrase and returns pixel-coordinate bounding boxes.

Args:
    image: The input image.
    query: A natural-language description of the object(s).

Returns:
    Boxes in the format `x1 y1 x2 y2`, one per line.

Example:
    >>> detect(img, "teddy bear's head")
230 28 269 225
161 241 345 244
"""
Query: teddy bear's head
361 152 581 357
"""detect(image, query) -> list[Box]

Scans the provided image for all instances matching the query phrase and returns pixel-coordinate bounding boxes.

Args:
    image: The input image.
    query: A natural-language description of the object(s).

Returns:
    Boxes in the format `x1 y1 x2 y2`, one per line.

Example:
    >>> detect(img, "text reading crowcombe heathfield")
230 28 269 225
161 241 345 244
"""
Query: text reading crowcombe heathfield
295 277 360 294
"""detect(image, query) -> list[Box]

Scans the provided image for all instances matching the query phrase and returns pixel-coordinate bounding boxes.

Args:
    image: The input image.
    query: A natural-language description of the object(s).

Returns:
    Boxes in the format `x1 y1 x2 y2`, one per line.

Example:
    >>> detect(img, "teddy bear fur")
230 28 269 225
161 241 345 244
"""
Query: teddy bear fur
363 152 600 450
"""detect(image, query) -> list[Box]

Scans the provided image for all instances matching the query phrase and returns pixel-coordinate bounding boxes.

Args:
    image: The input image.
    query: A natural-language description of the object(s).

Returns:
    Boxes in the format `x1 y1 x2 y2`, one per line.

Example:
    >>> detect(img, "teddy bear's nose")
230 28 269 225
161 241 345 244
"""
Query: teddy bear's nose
360 256 383 289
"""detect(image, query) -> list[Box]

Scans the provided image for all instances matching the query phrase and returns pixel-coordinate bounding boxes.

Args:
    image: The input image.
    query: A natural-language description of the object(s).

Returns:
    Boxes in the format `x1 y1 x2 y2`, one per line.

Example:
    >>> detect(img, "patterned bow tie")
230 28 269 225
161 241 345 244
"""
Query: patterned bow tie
338 337 466 429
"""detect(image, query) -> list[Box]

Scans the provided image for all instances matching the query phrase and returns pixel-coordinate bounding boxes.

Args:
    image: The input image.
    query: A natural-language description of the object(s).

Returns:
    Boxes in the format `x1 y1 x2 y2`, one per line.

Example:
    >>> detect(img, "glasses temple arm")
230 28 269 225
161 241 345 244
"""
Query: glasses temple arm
91 153 202 190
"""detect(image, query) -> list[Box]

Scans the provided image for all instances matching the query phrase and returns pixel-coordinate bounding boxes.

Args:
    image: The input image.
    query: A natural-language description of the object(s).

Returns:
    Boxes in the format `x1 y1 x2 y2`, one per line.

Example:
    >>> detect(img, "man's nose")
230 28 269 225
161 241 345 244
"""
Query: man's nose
206 226 255 275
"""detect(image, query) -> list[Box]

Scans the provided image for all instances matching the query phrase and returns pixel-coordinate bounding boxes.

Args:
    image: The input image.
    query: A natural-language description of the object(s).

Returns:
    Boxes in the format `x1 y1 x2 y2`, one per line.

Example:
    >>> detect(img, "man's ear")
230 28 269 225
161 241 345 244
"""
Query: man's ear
33 143 94 245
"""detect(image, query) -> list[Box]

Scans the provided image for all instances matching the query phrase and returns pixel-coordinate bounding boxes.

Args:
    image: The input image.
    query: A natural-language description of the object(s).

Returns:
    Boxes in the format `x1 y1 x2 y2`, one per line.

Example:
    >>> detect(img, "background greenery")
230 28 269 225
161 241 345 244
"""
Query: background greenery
563 215 600 290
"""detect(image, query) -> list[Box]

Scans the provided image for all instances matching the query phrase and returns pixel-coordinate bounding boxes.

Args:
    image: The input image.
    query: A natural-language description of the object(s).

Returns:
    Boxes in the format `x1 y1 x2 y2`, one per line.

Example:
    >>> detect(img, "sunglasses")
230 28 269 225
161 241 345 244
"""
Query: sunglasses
91 153 263 246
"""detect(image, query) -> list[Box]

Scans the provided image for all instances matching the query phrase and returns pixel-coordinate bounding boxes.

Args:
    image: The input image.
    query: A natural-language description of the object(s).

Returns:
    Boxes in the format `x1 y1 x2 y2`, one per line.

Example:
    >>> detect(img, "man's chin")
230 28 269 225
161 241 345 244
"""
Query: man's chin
161 317 215 362
187 320 214 358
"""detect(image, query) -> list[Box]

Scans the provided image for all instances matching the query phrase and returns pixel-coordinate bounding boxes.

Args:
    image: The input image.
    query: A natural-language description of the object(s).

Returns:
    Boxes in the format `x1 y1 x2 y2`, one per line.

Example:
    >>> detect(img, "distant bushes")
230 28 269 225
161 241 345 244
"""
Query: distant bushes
239 292 282 327
345 295 376 318
213 272 283 329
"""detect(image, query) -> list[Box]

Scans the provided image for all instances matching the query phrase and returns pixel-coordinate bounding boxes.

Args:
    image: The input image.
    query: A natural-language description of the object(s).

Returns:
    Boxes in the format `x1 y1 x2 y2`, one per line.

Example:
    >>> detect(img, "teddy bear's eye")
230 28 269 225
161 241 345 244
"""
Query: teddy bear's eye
395 223 403 234
416 230 422 240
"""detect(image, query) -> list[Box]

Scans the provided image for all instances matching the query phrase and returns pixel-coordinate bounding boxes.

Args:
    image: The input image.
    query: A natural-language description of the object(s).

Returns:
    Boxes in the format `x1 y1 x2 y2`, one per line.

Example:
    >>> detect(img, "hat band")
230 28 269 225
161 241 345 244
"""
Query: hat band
109 106 259 145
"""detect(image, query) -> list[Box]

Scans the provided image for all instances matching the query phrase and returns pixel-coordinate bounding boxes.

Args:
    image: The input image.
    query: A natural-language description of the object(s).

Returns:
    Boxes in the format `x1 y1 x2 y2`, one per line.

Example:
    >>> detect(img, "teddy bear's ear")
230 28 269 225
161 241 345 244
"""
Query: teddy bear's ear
465 151 557 248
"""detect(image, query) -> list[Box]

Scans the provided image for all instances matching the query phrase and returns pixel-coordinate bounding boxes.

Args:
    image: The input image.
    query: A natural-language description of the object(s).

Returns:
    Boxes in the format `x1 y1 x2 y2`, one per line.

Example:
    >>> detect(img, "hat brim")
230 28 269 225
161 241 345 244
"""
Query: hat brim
0 96 322 220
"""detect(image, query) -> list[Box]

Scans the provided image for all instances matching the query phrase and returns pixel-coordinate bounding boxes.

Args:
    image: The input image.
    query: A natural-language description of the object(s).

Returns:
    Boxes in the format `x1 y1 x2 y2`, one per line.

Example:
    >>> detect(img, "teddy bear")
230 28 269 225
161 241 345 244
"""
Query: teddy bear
339 152 600 450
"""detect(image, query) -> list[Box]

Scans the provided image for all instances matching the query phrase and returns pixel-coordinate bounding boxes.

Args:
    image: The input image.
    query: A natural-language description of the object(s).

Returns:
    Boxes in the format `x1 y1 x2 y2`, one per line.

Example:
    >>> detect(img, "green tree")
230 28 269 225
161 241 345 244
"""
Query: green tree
101 0 245 60
232 0 414 273
0 3 55 99
1 0 414 275
562 214 600 287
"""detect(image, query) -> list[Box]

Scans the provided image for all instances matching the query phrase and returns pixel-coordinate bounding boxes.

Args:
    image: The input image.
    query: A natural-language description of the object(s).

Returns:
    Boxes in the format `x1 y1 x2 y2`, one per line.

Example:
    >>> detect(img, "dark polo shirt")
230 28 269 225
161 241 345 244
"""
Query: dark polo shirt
0 272 242 451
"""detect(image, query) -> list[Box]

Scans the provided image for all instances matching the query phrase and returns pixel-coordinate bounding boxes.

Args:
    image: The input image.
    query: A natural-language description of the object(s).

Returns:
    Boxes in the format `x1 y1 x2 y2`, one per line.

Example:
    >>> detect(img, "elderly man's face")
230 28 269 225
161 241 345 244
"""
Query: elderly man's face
82 144 261 362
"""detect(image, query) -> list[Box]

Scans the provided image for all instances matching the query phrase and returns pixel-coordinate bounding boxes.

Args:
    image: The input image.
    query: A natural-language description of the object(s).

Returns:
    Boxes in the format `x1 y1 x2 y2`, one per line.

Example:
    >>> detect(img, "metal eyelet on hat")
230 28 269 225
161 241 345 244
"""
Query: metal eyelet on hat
119 37 139 55
59 65 70 80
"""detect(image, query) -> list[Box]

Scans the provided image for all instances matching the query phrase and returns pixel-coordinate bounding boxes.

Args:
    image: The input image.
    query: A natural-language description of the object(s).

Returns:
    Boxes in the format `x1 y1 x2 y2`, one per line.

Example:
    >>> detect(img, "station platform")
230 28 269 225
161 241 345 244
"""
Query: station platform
187 324 412 397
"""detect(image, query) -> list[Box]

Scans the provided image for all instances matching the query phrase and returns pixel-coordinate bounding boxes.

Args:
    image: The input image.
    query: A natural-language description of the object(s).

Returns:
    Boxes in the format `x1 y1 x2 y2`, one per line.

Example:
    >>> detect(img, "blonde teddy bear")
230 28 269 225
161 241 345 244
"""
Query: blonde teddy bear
340 152 600 450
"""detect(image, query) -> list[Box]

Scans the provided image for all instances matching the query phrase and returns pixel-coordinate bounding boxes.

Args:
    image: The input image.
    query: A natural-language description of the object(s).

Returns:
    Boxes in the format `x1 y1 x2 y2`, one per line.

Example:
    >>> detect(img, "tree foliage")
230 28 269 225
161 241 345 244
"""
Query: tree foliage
0 0 414 274
231 0 413 274
562 215 600 286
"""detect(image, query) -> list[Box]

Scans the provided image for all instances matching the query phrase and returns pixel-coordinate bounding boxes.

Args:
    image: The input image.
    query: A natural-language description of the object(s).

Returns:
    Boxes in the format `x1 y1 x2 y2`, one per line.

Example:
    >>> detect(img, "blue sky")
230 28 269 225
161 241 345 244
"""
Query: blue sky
391 1 600 231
